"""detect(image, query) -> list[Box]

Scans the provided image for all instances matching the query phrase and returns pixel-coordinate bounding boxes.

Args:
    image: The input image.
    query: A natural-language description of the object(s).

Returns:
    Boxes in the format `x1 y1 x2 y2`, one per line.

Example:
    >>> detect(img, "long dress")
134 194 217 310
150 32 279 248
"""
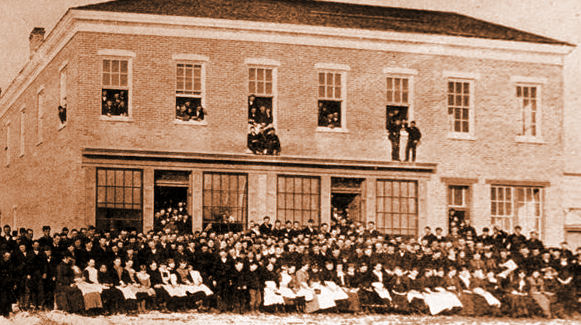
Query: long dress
507 276 535 317
78 266 104 310
528 276 551 317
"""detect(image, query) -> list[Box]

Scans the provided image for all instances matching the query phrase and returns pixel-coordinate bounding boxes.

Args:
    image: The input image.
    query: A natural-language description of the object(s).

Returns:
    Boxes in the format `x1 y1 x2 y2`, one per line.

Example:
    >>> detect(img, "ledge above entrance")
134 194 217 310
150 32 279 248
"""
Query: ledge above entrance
82 148 437 173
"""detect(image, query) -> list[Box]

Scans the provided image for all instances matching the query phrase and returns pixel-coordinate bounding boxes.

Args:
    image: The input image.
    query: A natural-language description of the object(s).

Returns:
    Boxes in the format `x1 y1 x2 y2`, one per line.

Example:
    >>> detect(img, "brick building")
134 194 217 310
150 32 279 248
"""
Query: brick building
0 0 575 246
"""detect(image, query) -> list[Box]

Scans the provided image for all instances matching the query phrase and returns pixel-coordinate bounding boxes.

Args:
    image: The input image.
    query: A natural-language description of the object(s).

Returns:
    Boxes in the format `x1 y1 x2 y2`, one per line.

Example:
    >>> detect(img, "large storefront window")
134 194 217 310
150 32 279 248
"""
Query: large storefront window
491 185 543 235
96 168 143 232
277 175 320 226
376 179 418 236
203 173 248 231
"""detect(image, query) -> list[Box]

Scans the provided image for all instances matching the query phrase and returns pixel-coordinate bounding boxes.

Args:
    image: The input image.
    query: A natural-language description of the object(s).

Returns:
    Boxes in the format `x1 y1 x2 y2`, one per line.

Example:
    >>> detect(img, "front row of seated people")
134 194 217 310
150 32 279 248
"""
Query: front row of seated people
49 251 576 317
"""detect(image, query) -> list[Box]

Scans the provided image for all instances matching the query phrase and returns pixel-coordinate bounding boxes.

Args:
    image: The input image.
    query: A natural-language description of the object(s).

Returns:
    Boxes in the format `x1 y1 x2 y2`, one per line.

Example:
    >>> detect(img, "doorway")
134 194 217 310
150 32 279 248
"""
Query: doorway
331 177 366 225
154 170 192 233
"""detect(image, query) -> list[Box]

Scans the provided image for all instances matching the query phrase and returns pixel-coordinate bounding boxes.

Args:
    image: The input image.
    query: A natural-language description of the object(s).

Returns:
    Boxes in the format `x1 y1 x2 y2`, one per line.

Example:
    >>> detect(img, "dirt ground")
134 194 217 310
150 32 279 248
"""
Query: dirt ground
1 311 580 325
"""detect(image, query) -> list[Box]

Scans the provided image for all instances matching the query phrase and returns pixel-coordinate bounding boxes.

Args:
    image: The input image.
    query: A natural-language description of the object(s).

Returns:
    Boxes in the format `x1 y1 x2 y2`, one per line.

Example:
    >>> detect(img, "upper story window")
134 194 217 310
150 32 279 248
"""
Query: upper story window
175 62 206 122
386 75 413 131
37 89 44 144
247 67 274 127
19 108 25 157
4 122 10 167
447 80 473 134
317 70 345 129
101 57 130 118
58 65 67 126
516 84 541 138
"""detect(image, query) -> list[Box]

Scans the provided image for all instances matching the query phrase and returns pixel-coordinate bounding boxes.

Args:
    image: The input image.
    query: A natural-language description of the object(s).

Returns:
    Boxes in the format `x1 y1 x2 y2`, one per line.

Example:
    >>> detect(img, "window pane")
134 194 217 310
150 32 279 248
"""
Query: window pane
120 60 128 73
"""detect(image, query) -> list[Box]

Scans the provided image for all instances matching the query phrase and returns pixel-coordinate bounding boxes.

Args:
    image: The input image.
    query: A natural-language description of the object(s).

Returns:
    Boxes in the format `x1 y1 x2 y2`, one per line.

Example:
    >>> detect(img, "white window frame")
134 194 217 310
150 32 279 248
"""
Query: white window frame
58 62 68 129
4 121 10 167
316 63 349 132
246 60 278 129
99 49 134 122
490 185 544 236
174 56 208 126
384 68 417 122
445 73 477 140
36 87 45 145
511 76 545 143
19 107 25 158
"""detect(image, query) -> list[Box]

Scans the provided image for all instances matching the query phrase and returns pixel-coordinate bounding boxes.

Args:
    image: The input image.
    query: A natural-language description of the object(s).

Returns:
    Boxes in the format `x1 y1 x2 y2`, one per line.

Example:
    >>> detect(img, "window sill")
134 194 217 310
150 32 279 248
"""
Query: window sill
100 116 134 123
316 126 349 133
174 119 208 126
58 123 67 131
515 136 545 144
447 132 476 141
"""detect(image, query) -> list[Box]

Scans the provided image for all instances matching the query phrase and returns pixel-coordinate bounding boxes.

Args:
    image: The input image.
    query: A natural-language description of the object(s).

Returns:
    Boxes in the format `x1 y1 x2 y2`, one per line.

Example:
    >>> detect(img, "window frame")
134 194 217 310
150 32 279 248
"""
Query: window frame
375 179 419 237
448 185 471 223
246 61 278 129
99 50 134 122
36 87 45 145
202 172 249 229
174 55 208 126
444 71 478 140
4 121 10 167
512 77 544 143
96 168 144 232
58 62 68 129
384 67 417 124
276 175 321 226
490 185 544 236
316 64 349 132
19 107 25 158
446 78 475 139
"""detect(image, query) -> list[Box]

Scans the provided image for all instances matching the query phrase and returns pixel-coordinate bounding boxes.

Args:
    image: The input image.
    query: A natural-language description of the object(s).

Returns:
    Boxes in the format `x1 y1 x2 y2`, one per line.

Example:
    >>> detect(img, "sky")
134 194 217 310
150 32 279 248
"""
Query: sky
1 0 580 166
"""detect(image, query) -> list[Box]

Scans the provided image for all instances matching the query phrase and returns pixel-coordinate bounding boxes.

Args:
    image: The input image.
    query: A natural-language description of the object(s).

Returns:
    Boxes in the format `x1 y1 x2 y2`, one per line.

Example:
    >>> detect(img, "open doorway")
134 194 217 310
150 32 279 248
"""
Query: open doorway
331 177 366 225
154 170 192 233
331 193 363 222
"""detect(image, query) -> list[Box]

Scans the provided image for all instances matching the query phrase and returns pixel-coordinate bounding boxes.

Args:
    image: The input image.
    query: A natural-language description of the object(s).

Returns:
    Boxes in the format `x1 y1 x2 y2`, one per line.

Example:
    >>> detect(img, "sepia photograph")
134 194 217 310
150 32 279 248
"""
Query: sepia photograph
0 0 580 324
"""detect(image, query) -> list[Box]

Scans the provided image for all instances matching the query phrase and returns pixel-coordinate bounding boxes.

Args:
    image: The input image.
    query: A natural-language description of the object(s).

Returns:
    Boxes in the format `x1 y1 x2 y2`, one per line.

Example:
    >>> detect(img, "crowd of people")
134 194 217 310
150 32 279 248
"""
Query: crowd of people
176 100 205 122
101 90 128 117
247 95 281 155
0 215 579 319
153 201 192 234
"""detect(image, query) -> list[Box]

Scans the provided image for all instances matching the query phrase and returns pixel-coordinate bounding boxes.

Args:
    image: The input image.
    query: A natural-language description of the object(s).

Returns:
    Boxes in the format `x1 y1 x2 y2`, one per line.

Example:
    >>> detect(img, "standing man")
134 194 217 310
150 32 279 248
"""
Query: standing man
404 120 421 162
387 118 402 161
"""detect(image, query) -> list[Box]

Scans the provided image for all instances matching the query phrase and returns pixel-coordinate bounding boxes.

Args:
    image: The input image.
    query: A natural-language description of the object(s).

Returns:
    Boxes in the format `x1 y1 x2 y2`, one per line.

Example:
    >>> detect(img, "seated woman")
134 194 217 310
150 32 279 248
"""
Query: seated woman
135 264 155 314
111 257 137 312
336 263 361 312
406 267 427 314
262 262 285 310
528 269 552 318
368 262 391 307
470 268 502 316
97 264 124 315
278 265 299 308
78 258 104 312
422 267 463 315
310 262 338 312
507 268 537 318
159 260 188 311
148 261 170 312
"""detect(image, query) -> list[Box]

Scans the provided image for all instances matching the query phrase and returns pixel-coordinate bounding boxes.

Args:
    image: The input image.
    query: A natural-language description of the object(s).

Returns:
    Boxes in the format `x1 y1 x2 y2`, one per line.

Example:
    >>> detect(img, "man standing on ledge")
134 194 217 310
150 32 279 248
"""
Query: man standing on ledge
387 118 402 161
404 120 421 162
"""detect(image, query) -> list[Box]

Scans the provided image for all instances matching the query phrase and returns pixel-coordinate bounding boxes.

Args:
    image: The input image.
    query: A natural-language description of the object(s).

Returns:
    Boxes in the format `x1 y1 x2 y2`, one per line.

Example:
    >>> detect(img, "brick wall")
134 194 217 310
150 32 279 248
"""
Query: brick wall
0 31 566 244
